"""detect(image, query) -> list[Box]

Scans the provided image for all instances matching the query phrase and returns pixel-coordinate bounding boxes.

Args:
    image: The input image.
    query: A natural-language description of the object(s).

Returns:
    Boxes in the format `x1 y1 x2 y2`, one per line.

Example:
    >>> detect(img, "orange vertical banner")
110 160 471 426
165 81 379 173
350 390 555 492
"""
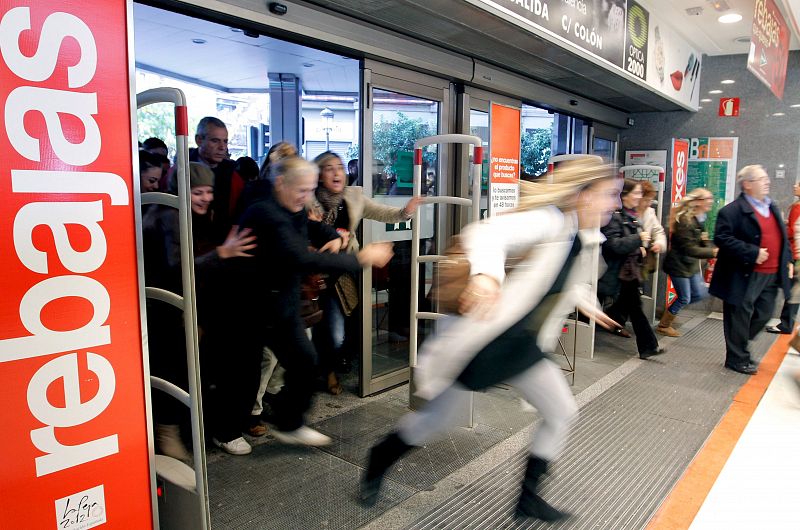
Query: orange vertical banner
488 102 521 215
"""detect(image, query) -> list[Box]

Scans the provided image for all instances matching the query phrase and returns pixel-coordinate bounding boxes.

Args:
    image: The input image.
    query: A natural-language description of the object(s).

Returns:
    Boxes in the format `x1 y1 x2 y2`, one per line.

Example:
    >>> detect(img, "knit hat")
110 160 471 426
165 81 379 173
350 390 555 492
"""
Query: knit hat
189 162 214 189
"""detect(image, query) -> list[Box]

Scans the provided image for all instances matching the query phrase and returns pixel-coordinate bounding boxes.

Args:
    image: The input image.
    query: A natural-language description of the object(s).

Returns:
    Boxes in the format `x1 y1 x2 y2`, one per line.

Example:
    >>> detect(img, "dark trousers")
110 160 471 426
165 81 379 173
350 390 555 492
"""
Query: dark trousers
606 279 659 355
313 290 346 375
265 316 319 431
201 326 264 443
776 280 799 332
722 272 779 367
147 300 189 426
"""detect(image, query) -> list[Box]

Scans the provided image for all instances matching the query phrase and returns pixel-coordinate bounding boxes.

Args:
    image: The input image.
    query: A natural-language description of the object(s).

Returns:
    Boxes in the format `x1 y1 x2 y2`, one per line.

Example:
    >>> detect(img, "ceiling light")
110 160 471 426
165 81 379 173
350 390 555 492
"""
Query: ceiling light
709 89 723 94
734 36 751 43
230 28 243 33
729 130 735 134
718 13 742 23
791 104 800 108
698 106 704 109
779 164 785 168
773 112 785 116
191 38 207 45
721 79 735 84
302 63 314 68
701 98 712 102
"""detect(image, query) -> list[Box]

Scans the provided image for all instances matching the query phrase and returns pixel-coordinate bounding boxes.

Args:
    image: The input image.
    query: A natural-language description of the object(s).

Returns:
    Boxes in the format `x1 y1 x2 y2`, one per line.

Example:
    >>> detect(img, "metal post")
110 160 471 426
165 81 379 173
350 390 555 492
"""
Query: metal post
137 88 209 530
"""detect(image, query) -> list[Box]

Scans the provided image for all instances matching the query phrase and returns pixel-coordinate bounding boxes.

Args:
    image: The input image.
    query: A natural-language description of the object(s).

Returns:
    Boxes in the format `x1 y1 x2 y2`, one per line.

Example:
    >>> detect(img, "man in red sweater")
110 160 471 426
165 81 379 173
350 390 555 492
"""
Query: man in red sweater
766 182 800 334
709 165 792 375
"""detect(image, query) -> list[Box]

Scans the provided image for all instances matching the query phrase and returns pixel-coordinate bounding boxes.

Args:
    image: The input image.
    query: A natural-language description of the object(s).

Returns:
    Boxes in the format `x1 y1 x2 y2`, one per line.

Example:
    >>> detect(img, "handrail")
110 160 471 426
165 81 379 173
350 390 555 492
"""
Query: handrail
151 376 191 408
409 134 483 367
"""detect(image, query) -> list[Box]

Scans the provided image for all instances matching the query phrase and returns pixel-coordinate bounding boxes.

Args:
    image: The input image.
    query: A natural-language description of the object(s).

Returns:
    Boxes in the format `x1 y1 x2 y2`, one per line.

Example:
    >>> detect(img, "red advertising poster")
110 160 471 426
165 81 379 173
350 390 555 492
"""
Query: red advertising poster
667 139 690 308
0 1 153 529
488 102 521 215
747 0 790 99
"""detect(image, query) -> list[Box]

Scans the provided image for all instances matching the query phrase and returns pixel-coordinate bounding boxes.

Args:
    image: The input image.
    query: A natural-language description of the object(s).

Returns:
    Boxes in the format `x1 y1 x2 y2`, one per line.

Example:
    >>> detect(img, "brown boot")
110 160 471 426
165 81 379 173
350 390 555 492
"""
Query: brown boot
656 311 680 337
327 372 342 395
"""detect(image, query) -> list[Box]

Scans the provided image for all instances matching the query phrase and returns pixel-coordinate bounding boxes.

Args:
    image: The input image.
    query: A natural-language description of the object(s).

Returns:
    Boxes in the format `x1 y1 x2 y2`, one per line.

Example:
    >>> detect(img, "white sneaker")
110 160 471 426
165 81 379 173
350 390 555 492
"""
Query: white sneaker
212 436 252 455
271 426 332 447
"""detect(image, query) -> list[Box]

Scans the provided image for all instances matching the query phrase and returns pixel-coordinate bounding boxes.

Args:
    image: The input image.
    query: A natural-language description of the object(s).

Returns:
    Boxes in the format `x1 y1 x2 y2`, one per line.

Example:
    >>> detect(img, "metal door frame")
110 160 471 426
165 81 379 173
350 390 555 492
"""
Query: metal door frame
359 60 452 396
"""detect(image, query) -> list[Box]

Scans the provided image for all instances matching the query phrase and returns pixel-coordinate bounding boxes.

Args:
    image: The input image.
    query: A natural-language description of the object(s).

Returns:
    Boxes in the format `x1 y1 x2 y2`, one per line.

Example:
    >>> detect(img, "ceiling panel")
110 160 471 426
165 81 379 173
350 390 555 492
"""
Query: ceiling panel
640 0 799 56
132 3 359 93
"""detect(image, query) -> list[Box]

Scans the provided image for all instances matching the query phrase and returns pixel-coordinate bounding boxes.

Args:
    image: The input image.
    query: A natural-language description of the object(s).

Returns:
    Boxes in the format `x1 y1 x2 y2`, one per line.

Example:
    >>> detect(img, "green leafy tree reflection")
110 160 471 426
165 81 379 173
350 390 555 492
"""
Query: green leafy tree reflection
521 126 553 177
373 112 436 175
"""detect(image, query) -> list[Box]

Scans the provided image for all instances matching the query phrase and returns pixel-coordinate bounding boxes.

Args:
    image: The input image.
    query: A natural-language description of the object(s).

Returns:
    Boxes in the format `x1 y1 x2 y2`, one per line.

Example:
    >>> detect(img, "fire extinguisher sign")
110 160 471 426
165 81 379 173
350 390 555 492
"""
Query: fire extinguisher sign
0 1 154 528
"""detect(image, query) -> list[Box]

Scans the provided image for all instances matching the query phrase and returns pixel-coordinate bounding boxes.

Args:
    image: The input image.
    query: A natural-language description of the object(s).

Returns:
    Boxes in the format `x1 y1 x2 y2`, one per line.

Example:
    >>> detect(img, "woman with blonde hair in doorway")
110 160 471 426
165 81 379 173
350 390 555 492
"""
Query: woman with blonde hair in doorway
360 158 623 521
658 188 718 336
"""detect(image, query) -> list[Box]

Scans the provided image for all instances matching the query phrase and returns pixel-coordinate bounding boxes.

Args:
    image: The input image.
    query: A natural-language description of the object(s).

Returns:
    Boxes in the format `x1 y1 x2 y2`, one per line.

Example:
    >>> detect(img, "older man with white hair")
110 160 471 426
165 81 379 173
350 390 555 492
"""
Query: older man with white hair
709 165 792 374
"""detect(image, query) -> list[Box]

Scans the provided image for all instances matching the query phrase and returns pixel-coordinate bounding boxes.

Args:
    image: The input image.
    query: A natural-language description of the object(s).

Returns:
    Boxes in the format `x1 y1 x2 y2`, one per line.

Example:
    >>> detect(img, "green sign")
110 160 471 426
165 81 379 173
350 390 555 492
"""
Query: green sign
386 220 412 232
394 151 414 188
687 160 728 239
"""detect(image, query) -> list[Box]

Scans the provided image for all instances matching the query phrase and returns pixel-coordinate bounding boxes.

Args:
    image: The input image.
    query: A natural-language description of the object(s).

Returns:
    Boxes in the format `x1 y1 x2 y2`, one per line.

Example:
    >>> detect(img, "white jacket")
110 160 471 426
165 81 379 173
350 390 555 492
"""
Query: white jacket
640 206 666 252
414 206 603 399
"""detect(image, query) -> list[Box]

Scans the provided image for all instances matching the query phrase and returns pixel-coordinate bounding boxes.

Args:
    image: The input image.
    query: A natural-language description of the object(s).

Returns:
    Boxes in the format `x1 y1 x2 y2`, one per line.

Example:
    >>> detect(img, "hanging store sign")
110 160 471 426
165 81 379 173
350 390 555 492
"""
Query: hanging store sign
488 102 521 215
467 0 702 109
747 0 790 99
481 0 628 68
0 1 154 528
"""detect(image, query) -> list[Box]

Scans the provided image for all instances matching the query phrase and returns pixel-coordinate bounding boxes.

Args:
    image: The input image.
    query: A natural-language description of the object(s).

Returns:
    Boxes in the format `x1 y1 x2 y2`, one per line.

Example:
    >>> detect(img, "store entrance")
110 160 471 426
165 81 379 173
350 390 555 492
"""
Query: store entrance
358 61 452 396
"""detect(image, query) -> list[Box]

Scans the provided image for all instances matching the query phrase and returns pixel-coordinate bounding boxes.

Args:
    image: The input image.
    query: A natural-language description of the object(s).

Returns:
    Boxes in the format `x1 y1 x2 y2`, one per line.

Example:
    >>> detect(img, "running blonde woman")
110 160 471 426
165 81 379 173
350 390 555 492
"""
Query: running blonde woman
360 159 622 521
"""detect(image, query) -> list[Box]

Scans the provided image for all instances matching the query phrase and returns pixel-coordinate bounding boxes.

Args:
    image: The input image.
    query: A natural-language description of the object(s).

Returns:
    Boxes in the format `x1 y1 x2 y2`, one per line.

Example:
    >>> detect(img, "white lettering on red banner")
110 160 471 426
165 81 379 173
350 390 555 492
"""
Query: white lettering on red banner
0 2 152 527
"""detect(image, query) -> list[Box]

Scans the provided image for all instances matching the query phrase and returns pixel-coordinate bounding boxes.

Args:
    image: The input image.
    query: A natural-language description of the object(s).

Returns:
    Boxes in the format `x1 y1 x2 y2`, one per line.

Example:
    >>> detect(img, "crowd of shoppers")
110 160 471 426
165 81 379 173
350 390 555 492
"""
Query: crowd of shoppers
139 109 794 523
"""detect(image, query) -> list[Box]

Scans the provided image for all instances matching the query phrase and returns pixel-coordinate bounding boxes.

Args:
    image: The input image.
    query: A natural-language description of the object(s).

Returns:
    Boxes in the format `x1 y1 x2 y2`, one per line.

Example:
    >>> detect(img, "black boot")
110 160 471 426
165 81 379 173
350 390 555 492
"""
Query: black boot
360 432 413 506
515 456 568 522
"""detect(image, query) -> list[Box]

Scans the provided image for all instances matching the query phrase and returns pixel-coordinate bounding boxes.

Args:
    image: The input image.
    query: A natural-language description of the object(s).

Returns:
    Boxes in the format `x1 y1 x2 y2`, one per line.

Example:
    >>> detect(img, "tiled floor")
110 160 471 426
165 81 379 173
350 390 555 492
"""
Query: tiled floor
690 349 800 530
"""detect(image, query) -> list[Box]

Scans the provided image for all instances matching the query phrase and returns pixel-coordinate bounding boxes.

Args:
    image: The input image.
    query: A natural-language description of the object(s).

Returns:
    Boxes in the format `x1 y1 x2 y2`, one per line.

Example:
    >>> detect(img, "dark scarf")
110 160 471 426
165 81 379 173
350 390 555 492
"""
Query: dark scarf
316 186 344 226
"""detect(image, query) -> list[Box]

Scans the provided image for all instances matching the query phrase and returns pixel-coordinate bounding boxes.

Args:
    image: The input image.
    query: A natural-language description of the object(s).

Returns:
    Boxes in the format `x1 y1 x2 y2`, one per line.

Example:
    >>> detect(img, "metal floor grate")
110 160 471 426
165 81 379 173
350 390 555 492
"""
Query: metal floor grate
207 373 536 528
404 319 774 529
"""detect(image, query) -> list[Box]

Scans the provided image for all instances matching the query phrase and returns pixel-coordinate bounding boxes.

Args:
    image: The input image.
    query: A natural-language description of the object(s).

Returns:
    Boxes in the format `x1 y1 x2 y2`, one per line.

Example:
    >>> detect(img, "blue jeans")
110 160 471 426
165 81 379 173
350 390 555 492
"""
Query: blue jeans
669 273 708 315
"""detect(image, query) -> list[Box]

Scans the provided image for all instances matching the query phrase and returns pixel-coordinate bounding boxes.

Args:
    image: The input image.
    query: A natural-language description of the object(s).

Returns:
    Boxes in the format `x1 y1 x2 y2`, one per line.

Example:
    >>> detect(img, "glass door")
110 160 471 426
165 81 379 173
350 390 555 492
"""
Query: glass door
359 61 451 396
589 123 619 162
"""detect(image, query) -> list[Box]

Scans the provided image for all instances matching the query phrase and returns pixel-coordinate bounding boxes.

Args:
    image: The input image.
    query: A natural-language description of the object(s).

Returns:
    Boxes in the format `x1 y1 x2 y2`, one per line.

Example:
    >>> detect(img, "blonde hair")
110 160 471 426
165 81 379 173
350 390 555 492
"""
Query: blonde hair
516 158 618 211
671 187 712 230
270 156 318 184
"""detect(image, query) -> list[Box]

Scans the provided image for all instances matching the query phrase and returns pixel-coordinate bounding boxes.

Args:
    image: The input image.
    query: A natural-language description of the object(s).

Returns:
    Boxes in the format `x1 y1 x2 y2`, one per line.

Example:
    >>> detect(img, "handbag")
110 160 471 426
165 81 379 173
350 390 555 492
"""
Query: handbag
300 274 326 328
335 273 359 316
430 236 527 315
430 236 471 315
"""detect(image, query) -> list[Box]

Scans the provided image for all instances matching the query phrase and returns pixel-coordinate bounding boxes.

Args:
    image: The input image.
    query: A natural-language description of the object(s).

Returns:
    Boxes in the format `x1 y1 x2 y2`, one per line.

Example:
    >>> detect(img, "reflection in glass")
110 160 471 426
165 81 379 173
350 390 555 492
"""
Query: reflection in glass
592 137 616 162
520 104 554 179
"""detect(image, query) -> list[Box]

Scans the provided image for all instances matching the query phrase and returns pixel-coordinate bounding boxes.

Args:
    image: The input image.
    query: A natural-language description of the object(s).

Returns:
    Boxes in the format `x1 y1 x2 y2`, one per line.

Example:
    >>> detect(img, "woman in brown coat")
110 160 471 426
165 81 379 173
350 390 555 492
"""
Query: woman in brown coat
310 151 421 393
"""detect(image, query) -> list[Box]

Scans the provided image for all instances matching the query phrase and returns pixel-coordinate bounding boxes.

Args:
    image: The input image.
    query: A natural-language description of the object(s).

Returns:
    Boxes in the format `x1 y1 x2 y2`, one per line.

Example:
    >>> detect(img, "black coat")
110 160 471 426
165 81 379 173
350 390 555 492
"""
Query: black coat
709 193 791 305
598 209 643 298
663 215 716 278
236 194 362 327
